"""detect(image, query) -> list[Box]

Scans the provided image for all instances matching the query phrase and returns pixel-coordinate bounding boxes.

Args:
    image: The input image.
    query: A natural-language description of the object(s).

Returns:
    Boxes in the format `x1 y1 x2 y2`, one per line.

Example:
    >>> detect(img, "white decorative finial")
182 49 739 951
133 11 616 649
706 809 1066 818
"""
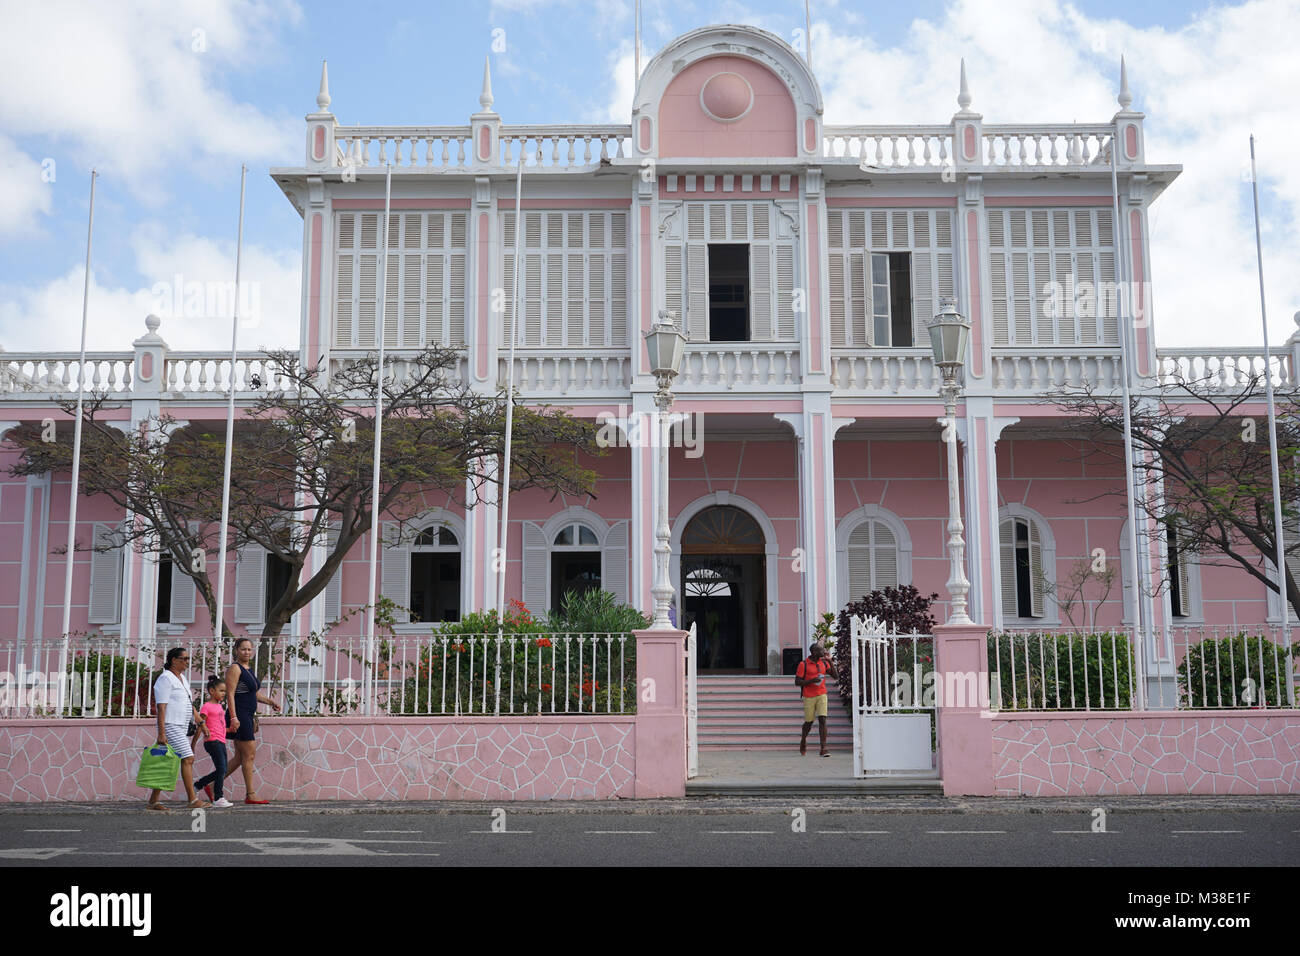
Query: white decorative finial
957 58 972 111
145 314 161 334
1118 55 1132 110
317 59 331 112
480 56 494 111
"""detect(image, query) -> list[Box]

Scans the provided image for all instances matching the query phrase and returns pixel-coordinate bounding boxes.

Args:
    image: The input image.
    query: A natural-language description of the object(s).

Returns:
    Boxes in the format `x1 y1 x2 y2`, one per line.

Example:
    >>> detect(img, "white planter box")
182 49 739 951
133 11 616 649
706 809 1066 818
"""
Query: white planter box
859 713 933 773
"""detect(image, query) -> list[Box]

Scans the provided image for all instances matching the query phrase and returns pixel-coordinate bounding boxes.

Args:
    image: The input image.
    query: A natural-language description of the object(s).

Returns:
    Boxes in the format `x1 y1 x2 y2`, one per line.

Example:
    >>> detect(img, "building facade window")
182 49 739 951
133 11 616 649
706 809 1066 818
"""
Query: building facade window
999 508 1055 622
410 525 461 623
550 522 601 611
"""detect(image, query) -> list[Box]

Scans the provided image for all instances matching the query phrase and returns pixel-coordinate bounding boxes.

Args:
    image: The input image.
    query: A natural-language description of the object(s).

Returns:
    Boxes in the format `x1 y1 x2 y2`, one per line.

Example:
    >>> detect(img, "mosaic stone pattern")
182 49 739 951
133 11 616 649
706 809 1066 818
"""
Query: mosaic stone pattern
992 714 1300 796
0 718 636 802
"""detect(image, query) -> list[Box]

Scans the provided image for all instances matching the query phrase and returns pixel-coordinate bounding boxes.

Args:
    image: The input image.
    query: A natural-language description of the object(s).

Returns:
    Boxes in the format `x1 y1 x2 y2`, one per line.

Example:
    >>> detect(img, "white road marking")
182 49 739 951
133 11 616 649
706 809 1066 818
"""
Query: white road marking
0 847 78 860
817 830 890 834
364 829 420 834
24 828 81 832
1052 830 1115 834
1172 830 1243 834
584 830 656 834
469 830 534 834
926 830 1006 834
707 830 774 834
246 829 310 833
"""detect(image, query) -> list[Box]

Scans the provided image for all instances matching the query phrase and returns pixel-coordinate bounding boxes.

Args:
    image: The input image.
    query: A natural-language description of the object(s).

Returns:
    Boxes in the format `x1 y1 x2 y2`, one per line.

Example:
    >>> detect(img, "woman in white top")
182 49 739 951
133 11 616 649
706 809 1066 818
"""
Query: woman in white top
148 647 210 811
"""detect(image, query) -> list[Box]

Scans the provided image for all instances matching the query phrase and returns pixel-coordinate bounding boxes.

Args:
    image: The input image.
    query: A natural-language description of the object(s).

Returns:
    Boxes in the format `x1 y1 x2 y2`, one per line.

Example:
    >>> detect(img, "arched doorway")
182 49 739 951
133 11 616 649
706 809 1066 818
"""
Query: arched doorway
680 505 766 673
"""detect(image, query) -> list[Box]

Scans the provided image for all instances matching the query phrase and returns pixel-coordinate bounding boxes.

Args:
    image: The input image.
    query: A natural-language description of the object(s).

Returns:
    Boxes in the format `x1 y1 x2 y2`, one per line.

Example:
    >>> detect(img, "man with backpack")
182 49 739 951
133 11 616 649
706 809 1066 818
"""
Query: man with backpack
796 642 837 756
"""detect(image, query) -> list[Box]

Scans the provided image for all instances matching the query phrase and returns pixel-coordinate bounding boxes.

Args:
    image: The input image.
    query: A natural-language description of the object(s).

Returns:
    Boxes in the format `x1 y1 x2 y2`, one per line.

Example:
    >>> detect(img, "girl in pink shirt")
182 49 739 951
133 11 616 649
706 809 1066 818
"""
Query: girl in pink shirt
193 676 234 808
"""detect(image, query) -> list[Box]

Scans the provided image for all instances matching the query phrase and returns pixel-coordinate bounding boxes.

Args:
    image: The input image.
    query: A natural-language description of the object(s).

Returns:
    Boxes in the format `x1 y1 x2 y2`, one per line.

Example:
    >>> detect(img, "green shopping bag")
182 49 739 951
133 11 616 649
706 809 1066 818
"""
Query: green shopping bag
135 743 181 791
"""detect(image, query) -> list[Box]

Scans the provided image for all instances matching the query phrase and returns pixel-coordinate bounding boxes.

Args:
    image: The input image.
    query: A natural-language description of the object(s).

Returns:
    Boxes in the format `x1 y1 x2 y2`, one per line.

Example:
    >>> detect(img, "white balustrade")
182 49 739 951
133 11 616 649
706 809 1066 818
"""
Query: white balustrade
334 126 473 168
822 126 953 168
982 125 1114 167
501 351 630 394
163 353 295 395
498 126 629 167
1156 348 1294 390
676 344 800 390
991 349 1124 391
830 349 938 393
0 354 133 395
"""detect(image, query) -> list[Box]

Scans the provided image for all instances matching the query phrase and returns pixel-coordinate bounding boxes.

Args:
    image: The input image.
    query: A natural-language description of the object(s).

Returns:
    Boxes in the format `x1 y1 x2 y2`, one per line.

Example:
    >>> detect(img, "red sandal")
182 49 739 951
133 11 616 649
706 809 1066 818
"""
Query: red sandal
244 797 270 805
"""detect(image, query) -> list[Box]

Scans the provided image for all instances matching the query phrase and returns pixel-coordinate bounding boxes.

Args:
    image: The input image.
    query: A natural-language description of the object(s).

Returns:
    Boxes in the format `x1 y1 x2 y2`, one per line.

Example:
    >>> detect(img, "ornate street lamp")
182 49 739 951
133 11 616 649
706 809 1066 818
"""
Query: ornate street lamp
644 309 686 629
927 296 973 625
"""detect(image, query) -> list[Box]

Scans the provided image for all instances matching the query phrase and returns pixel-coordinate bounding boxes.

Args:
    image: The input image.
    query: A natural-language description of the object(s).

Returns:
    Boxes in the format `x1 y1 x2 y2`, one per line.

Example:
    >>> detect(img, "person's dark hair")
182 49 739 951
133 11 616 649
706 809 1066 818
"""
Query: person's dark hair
232 637 253 653
206 674 224 692
164 647 187 669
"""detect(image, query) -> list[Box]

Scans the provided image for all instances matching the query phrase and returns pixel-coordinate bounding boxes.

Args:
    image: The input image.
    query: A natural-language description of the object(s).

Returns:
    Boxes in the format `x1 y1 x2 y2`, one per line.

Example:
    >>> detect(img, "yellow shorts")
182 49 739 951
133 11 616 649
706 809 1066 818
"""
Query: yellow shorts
803 694 828 722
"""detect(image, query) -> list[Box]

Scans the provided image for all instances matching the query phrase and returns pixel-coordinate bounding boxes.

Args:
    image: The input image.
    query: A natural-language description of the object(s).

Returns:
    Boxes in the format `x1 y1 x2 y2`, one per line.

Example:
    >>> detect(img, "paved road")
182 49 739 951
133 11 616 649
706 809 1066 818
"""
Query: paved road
2 806 1297 866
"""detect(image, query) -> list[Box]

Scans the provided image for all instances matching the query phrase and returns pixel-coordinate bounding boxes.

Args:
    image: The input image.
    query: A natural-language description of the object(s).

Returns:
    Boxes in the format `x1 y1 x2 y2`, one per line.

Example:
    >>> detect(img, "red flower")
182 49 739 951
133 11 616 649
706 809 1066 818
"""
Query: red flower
535 637 552 648
580 680 600 695
540 683 552 692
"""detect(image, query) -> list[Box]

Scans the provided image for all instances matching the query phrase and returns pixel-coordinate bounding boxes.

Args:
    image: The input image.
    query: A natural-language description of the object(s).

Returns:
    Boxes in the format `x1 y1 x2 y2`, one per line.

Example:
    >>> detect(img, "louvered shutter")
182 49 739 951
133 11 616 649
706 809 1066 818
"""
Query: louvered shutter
1011 252 1031 345
234 543 267 624
335 213 356 348
545 213 563 346
686 243 707 341
991 252 1009 346
168 522 198 625
827 212 846 348
847 524 872 602
88 523 123 625
603 521 629 604
851 251 869 346
522 521 548 614
664 244 683 328
379 521 410 623
751 241 772 342
401 237 422 347
1028 520 1045 618
426 255 445 346
568 251 585 347
449 232 466 347
999 518 1017 618
383 253 399 348
610 212 628 346
873 522 899 589
776 242 795 340
323 524 342 623
524 251 542 346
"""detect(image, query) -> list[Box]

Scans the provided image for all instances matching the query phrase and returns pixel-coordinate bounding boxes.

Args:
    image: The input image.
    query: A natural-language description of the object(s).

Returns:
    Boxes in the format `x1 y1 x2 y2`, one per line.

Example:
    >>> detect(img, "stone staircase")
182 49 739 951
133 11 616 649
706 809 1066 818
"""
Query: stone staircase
695 675 854 751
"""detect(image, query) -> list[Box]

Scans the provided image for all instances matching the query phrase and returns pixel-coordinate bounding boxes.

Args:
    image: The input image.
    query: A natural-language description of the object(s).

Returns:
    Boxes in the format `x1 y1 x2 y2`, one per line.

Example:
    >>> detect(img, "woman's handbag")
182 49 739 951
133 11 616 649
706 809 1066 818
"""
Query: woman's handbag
135 743 181 791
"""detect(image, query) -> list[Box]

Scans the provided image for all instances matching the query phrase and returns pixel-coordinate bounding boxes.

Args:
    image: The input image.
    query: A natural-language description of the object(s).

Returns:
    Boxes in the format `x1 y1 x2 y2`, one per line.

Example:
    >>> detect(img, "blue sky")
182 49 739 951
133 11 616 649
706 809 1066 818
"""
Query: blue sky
2 0 1298 352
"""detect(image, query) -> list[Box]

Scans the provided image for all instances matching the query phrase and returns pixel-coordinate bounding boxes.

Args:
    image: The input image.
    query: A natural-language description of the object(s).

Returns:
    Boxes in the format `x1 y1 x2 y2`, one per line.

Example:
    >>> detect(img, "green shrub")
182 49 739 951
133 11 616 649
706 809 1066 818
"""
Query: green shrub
1177 633 1292 708
65 650 153 717
988 632 1135 710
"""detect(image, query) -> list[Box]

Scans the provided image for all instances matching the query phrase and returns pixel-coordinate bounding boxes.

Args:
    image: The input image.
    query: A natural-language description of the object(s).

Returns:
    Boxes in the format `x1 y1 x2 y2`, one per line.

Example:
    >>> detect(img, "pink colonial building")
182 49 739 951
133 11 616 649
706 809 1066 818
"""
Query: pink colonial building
2 23 1296 697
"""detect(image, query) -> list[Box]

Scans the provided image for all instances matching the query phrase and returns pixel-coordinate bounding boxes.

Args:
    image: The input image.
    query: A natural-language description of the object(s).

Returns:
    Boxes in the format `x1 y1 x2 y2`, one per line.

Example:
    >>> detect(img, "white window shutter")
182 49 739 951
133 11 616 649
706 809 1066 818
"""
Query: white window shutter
380 522 410 623
323 524 342 624
168 522 198 625
234 543 267 624
603 521 628 605
686 242 707 341
751 241 772 342
999 518 1017 618
775 242 795 340
522 521 549 614
1028 520 1045 618
828 249 846 348
873 522 899 589
847 524 872 602
88 523 123 625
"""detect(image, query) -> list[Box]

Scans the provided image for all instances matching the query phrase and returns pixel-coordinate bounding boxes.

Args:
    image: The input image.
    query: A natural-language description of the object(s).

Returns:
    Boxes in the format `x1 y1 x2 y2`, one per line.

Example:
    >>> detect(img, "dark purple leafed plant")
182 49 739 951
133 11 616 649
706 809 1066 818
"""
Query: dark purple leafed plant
832 585 939 707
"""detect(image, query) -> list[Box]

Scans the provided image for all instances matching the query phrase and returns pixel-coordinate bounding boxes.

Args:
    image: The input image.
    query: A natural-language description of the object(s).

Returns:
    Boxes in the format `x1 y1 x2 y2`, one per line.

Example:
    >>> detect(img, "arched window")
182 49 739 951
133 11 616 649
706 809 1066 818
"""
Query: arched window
550 522 602 610
998 508 1055 622
845 520 899 601
410 525 461 623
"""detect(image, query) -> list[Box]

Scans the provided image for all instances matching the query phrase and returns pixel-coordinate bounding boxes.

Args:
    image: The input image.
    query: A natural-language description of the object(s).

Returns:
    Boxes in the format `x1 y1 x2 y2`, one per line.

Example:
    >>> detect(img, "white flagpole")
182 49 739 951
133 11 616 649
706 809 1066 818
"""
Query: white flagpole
1110 125 1148 710
364 163 393 712
496 150 526 614
634 0 641 83
213 164 248 639
805 0 812 68
1248 134 1293 704
59 168 96 713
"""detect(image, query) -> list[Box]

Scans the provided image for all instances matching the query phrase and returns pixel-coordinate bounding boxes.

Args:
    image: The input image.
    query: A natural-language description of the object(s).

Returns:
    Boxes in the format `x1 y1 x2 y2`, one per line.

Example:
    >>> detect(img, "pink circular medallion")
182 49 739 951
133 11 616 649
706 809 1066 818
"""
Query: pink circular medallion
700 72 753 122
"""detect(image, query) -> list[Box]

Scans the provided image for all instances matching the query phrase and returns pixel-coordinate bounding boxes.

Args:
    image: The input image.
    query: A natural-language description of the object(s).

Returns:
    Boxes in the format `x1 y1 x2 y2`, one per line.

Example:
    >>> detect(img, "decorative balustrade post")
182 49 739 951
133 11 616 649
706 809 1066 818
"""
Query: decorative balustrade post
306 60 337 173
952 58 983 174
633 626 687 797
131 314 167 402
471 57 501 170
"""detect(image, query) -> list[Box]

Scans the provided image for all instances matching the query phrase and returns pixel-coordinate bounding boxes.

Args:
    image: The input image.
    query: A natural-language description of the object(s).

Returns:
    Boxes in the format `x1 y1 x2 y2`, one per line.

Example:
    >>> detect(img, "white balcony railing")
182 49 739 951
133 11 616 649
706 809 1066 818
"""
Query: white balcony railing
1156 348 1295 389
676 343 801 391
499 350 630 395
991 348 1125 391
830 349 938 394
332 125 632 170
822 126 953 168
982 125 1114 167
0 353 135 395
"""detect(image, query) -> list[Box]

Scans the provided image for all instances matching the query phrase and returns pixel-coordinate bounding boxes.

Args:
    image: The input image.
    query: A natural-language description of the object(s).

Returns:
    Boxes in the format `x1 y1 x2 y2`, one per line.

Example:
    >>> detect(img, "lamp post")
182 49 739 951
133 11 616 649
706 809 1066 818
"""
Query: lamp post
927 297 973 626
644 310 686 629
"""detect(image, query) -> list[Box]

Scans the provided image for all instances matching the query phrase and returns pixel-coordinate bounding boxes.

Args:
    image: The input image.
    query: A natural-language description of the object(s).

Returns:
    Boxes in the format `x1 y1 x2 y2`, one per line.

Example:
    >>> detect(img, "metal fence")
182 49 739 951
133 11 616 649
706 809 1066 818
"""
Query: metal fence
991 625 1295 711
0 632 637 718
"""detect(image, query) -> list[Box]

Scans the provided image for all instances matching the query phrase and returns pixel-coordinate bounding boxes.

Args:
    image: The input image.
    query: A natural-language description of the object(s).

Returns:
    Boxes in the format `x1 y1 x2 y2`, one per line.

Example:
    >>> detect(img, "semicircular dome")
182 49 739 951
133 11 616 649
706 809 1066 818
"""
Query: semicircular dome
700 71 753 122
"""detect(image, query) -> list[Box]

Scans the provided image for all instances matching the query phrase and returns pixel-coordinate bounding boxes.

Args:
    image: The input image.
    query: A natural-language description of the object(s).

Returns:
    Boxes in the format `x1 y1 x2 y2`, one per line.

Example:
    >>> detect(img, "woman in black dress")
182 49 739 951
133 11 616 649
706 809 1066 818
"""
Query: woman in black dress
222 637 281 804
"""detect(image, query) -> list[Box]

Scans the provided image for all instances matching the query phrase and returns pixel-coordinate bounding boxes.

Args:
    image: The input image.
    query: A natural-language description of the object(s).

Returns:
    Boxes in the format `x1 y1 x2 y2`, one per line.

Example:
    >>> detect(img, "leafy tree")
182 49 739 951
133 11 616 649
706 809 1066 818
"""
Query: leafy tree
9 347 602 637
1042 372 1300 619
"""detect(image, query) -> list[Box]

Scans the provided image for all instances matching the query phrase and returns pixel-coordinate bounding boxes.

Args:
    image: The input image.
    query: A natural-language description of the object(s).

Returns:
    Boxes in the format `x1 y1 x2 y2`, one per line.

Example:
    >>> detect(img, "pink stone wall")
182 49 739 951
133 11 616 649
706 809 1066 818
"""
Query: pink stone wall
991 712 1300 795
0 717 636 801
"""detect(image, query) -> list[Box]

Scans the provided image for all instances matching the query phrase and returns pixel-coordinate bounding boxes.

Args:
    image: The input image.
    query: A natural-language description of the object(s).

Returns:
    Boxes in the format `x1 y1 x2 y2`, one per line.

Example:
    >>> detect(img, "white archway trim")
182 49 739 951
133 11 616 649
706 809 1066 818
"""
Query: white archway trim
413 507 468 543
541 505 611 546
531 506 629 613
670 492 780 672
834 504 914 610
998 502 1059 627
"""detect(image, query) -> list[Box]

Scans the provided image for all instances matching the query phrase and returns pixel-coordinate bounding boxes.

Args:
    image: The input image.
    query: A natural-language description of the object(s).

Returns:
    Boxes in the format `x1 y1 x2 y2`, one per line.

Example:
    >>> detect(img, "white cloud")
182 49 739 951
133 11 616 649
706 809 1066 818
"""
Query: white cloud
0 135 53 238
0 229 301 353
0 0 302 220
